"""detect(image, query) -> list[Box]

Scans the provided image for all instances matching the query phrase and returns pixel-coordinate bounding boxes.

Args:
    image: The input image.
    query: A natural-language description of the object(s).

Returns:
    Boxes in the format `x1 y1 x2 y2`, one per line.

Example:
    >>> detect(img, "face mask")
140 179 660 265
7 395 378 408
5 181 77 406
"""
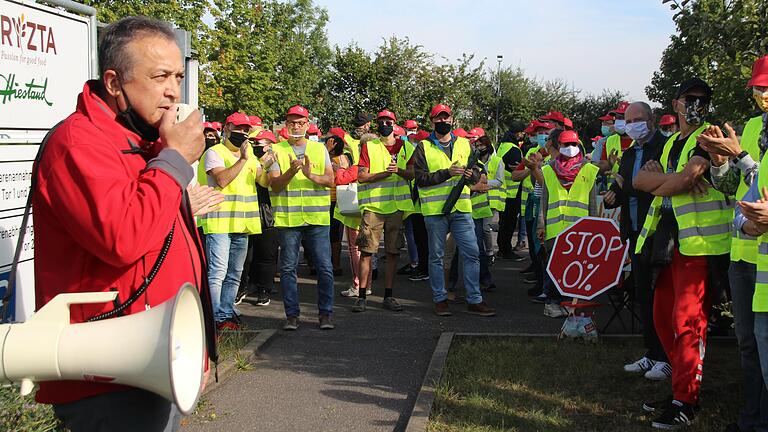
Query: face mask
434 121 452 135
613 119 626 134
227 131 248 147
308 135 320 142
378 124 394 137
559 145 580 158
754 88 768 112
660 130 674 138
528 135 537 145
205 137 218 148
407 129 417 136
116 83 160 142
253 145 267 157
679 98 708 125
476 147 489 157
601 125 611 136
536 133 548 148
625 121 651 142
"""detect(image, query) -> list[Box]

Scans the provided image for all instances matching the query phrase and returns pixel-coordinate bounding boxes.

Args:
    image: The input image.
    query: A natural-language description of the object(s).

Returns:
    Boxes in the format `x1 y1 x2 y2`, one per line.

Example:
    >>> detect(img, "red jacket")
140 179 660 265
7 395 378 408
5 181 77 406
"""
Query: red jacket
33 81 205 404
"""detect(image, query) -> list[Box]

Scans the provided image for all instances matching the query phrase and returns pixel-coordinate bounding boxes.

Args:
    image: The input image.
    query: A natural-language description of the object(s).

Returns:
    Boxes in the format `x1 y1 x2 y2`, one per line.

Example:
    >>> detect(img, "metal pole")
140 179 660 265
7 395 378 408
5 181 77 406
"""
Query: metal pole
495 55 503 144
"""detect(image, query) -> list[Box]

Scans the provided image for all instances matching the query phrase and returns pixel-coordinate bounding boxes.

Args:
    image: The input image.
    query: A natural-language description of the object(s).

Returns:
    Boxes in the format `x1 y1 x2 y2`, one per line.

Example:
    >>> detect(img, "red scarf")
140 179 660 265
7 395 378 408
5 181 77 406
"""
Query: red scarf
552 153 584 190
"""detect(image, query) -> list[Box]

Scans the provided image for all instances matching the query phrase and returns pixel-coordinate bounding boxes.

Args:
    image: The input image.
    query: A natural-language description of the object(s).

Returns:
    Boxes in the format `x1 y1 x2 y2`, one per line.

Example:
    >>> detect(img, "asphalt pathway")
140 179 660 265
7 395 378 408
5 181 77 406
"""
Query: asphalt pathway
183 238 632 432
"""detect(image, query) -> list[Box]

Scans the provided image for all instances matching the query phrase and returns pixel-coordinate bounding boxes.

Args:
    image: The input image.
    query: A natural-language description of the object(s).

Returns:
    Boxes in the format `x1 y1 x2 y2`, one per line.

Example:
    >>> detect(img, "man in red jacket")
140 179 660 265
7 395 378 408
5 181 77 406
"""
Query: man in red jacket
32 16 216 432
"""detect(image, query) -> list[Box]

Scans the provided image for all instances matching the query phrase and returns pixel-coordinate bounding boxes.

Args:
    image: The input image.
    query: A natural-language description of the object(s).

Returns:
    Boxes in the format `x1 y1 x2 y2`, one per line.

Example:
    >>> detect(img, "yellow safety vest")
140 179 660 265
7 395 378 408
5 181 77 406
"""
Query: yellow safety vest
419 137 472 216
605 134 625 174
635 124 732 256
487 153 506 211
732 115 763 264
542 162 598 240
358 139 413 214
470 161 493 219
270 140 331 227
344 134 361 165
402 140 420 218
521 147 549 215
754 147 768 311
497 142 522 196
197 144 262 235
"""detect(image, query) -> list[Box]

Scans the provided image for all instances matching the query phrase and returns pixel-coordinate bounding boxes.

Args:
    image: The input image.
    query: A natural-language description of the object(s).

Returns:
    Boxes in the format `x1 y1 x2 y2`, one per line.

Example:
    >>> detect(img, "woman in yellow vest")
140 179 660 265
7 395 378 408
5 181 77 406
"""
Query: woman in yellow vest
536 129 599 318
268 105 336 331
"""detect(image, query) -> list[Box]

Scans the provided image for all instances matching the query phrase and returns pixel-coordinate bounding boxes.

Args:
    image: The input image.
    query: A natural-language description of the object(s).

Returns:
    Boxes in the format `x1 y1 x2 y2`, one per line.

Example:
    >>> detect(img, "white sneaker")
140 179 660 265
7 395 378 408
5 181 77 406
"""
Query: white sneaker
624 356 656 373
340 286 358 297
543 303 568 318
644 361 672 381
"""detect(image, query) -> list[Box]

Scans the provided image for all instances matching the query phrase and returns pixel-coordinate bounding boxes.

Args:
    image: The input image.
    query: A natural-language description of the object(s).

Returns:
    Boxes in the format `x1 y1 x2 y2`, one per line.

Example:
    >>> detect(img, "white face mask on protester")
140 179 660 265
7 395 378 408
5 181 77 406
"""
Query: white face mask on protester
660 130 674 138
559 145 580 158
625 121 651 142
308 135 320 142
613 119 627 134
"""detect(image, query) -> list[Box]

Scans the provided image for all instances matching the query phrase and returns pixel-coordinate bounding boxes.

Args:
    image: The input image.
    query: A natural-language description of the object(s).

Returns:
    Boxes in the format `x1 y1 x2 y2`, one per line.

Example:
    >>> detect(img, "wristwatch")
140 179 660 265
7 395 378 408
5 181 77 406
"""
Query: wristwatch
735 150 749 161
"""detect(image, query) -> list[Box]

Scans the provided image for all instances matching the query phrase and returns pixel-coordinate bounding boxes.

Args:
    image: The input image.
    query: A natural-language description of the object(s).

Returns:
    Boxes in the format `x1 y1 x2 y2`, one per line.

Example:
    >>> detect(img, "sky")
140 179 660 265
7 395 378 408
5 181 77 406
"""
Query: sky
314 0 677 103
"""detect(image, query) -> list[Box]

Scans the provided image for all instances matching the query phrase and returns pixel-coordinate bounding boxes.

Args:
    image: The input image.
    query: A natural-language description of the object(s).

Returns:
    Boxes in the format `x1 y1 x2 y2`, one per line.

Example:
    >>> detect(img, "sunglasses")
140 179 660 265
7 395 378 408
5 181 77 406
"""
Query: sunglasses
683 95 710 106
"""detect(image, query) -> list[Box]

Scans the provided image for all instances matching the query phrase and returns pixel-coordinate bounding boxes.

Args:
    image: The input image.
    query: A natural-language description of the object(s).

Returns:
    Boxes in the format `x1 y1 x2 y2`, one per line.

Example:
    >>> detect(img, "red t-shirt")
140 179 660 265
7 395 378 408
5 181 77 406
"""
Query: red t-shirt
358 138 411 168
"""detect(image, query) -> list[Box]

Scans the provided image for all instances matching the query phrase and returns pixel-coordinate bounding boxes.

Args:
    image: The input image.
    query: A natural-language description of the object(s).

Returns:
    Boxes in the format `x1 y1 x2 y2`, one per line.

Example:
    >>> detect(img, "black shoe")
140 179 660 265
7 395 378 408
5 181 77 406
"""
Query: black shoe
408 271 430 281
651 400 695 429
643 395 673 413
372 268 378 280
520 264 535 275
234 289 248 305
397 263 416 275
255 293 270 306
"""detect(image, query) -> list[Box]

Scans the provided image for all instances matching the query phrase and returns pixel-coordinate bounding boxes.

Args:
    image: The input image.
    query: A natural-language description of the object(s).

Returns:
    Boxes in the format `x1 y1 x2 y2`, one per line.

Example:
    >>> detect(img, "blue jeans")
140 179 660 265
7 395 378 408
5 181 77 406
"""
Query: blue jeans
736 262 768 431
518 217 527 243
405 217 419 264
424 212 482 305
279 225 334 318
206 233 249 322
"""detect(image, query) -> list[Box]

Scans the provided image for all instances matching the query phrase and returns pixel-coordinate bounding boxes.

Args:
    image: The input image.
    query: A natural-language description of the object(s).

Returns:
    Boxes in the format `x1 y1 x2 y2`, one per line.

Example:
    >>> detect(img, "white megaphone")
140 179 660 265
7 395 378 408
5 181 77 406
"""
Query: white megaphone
0 283 205 415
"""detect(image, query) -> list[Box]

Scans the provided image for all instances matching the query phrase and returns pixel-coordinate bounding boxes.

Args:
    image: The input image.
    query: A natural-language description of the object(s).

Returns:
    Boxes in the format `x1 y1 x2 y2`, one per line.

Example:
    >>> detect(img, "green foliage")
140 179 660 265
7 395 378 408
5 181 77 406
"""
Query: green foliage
82 0 208 37
0 387 63 432
647 0 768 123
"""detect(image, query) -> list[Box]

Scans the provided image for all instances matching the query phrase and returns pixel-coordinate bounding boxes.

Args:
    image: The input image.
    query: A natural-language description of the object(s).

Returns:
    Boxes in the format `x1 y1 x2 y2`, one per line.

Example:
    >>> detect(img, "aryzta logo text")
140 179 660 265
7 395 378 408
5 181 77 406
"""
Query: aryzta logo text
0 13 58 54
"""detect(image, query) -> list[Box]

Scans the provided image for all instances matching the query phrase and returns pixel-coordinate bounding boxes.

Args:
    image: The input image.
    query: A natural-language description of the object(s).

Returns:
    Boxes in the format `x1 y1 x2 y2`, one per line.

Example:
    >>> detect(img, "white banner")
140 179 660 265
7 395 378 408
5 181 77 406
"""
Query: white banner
0 0 91 130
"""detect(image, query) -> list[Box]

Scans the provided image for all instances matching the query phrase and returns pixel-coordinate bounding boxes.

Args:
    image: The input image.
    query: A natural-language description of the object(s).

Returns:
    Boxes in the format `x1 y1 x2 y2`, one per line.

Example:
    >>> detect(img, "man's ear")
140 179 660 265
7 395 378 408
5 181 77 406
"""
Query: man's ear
102 69 121 98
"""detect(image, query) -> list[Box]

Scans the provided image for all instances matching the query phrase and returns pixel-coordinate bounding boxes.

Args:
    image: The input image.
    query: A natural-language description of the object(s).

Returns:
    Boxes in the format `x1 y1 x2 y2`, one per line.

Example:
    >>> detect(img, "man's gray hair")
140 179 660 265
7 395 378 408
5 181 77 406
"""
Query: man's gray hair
630 101 654 120
98 16 177 79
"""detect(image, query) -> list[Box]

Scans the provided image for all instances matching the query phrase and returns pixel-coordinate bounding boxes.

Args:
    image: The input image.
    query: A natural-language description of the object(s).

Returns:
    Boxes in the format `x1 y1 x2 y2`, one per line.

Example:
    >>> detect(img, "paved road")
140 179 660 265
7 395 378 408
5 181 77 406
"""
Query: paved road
183 242 628 432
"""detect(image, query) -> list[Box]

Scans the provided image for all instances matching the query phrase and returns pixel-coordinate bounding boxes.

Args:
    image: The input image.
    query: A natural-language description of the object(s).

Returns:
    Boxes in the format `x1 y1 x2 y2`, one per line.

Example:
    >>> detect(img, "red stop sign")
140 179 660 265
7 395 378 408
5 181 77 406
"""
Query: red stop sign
546 216 629 300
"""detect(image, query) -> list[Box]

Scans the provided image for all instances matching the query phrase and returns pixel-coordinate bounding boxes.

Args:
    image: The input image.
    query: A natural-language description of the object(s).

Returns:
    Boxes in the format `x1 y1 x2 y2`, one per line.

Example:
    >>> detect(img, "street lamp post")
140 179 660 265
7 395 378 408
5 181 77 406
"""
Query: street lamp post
495 54 503 145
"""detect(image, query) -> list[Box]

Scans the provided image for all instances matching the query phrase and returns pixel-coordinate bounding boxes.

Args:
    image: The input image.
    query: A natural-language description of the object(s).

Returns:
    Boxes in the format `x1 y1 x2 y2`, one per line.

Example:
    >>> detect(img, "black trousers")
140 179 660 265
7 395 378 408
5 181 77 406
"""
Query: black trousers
497 196 521 255
410 213 430 275
239 226 280 295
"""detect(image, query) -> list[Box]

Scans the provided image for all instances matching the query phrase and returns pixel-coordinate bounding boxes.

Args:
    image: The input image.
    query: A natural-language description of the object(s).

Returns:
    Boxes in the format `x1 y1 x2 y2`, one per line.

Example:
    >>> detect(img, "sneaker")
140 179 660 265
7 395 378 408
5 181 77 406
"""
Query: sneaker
643 395 673 413
255 293 270 306
234 289 249 306
398 263 417 275
467 302 496 317
543 303 568 318
408 271 430 281
283 316 299 331
651 400 695 429
435 300 452 316
383 297 403 311
529 293 547 304
645 361 672 381
340 286 359 297
319 314 334 330
624 356 656 373
352 298 367 313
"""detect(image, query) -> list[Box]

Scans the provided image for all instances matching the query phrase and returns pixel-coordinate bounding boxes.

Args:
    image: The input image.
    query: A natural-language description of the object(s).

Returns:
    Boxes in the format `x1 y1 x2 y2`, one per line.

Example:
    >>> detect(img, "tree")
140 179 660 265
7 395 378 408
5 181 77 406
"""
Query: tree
82 0 208 42
647 0 768 123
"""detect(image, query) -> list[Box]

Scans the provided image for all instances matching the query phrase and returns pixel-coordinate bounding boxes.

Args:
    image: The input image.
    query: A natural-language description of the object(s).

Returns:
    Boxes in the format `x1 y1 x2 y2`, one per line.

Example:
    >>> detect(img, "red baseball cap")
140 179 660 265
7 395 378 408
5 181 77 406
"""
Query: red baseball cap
307 123 320 135
254 130 277 143
540 111 565 123
404 120 418 129
659 114 677 126
559 130 580 144
430 104 452 118
211 121 222 131
393 125 405 136
563 118 573 129
598 113 615 122
328 127 348 144
203 121 216 130
453 128 468 138
249 116 263 127
278 127 290 140
377 109 397 121
531 120 555 132
591 135 603 142
748 55 768 87
286 105 310 118
610 101 630 115
469 127 486 137
226 112 251 126
414 130 430 141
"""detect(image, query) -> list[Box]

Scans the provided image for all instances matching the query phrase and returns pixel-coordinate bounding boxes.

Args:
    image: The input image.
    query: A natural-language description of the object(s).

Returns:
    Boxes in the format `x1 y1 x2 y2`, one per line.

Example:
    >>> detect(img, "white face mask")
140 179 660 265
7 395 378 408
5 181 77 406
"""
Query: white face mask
308 135 320 142
559 145 580 158
613 119 627 134
660 130 674 138
625 121 651 142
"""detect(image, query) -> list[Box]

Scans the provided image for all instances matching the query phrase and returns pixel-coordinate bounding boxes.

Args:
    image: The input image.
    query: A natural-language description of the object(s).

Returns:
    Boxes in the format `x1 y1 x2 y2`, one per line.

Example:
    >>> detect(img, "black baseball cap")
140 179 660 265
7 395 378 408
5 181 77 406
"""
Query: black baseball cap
675 77 713 99
352 113 372 127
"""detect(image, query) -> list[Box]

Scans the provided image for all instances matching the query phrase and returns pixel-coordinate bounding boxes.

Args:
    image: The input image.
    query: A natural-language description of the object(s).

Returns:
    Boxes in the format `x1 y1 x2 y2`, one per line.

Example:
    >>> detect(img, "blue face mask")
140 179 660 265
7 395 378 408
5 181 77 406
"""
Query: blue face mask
536 133 548 148
601 125 611 136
